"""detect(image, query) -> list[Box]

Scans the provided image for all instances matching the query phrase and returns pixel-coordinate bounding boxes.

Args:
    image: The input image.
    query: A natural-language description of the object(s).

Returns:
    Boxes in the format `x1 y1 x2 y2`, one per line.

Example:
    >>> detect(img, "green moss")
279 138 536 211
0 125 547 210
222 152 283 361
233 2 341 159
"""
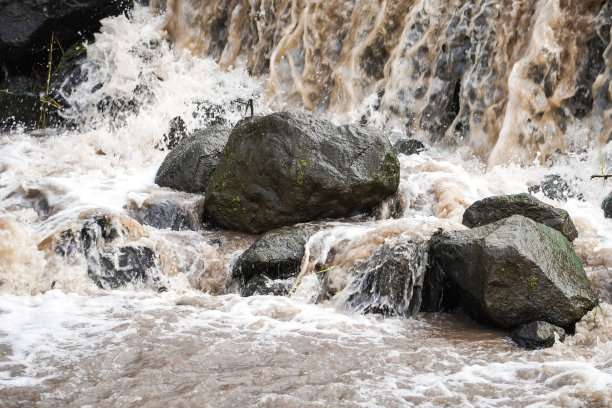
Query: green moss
529 277 538 292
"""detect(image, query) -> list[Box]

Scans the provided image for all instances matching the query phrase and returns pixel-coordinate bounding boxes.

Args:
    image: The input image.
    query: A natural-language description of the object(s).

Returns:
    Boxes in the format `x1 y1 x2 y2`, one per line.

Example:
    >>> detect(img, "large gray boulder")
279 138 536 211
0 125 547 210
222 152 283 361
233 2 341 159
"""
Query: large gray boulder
204 111 400 233
155 125 231 193
233 223 323 293
462 193 578 242
426 215 598 329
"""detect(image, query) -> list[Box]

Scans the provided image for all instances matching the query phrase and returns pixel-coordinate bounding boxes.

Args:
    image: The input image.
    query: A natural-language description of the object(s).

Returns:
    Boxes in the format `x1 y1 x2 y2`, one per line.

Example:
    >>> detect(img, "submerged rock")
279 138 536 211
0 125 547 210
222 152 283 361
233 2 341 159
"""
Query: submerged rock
156 116 188 151
241 275 293 297
344 242 426 317
127 195 204 231
55 215 165 291
393 138 426 156
94 245 159 290
527 174 581 202
204 110 400 233
603 191 612 218
462 193 578 242
234 223 323 294
510 321 566 349
426 215 598 329
155 125 231 193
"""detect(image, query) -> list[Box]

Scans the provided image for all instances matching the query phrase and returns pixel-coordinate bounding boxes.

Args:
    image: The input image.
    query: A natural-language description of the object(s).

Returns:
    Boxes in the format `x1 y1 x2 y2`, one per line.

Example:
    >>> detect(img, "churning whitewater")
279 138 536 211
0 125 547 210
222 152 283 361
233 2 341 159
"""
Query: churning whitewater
1 2 612 407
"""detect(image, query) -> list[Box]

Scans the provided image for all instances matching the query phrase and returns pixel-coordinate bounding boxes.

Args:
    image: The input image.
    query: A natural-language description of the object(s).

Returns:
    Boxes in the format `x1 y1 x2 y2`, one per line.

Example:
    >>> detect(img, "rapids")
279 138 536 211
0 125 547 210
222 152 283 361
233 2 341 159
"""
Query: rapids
1 2 612 407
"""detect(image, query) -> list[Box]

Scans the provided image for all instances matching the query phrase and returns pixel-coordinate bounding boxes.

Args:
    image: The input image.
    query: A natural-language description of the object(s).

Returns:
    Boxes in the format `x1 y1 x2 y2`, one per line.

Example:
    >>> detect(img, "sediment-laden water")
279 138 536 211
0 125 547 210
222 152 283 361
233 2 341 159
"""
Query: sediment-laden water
1 3 612 407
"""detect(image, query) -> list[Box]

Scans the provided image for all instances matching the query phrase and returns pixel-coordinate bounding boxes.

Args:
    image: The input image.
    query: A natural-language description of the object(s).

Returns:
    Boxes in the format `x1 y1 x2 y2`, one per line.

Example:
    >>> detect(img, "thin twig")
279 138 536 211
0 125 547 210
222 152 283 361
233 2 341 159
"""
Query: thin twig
591 174 612 181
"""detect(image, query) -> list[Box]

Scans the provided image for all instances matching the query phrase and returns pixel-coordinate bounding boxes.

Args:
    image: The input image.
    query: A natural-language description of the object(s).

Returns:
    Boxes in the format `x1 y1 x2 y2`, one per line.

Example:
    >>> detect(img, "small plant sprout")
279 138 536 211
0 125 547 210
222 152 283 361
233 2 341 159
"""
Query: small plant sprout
529 277 538 293
286 266 336 298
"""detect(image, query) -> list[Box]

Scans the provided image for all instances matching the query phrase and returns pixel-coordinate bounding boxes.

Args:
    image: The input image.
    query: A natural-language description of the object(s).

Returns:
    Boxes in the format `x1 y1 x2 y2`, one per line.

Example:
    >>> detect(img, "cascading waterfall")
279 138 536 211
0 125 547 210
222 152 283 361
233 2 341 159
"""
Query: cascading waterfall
1 2 612 407
158 0 612 165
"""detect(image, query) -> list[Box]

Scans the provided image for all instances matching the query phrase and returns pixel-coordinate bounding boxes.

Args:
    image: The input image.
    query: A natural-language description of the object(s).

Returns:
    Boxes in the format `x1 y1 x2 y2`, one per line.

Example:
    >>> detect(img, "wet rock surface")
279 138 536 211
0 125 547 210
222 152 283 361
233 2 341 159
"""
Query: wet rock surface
344 242 426 318
127 194 204 231
0 0 132 75
527 174 581 202
204 111 400 233
510 321 566 349
55 216 165 291
426 215 598 329
155 125 231 193
603 191 612 218
393 138 425 156
241 275 293 297
234 223 323 293
462 193 578 242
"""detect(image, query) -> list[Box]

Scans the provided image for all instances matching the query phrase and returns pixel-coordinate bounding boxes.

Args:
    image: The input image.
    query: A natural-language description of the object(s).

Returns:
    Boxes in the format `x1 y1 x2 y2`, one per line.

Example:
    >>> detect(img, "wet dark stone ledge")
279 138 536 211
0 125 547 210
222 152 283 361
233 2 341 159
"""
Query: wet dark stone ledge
0 0 133 130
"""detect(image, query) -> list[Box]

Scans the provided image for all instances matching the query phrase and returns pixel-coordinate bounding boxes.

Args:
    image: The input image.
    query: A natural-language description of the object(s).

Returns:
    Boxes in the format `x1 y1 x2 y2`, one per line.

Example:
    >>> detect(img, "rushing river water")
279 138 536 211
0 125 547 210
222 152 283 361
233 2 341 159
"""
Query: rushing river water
1 3 612 407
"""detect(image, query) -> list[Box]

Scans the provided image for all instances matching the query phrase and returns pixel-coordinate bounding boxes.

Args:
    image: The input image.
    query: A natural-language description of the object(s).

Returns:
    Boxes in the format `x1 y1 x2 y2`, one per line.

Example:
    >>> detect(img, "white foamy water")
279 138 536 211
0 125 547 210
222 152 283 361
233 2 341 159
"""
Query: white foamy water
1 4 611 407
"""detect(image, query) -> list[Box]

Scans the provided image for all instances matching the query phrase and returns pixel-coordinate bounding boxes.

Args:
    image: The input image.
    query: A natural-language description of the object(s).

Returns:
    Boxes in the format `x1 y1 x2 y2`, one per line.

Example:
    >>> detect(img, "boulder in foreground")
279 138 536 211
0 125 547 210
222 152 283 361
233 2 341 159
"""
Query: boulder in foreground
204 111 400 233
462 193 578 242
426 215 597 329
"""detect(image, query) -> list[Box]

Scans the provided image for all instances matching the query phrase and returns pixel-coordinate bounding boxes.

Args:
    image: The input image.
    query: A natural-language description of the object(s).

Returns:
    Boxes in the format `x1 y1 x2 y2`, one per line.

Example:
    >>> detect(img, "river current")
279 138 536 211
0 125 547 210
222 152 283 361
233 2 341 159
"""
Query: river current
1 4 612 407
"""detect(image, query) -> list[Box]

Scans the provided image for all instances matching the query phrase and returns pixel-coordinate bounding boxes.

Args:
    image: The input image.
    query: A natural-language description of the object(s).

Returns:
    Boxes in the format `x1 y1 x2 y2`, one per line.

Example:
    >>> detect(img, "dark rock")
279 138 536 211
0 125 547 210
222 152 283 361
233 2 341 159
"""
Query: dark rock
157 116 188 151
426 215 598 329
234 223 322 289
94 245 159 289
241 275 292 297
48 42 88 107
127 196 204 231
155 125 231 193
393 138 426 156
527 174 581 202
344 242 426 317
462 193 578 242
0 88 41 131
55 215 165 291
204 110 400 233
0 0 132 77
510 321 566 349
603 191 612 218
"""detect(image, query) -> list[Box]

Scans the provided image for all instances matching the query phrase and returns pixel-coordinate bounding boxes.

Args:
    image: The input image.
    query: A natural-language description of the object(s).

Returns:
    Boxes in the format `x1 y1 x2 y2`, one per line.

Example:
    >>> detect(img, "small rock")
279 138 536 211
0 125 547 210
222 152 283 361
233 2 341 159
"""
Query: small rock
602 191 612 218
93 245 160 290
393 138 426 156
157 116 188 151
510 321 566 349
234 223 323 291
527 174 581 202
462 193 578 242
55 215 165 291
241 275 292 297
128 196 204 231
